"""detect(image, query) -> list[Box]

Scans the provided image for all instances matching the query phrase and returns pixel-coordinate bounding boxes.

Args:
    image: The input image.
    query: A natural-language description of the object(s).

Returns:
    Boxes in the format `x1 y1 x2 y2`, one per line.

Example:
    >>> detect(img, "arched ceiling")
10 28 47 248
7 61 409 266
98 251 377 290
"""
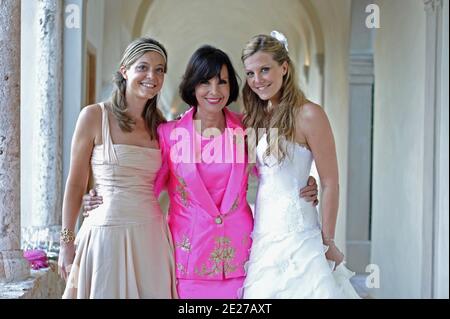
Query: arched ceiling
120 0 144 36
132 0 153 38
130 0 324 116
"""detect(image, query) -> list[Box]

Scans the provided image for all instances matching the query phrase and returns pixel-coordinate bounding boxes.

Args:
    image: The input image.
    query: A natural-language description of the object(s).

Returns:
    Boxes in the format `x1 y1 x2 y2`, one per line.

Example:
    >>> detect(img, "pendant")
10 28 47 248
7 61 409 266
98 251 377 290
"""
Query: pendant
215 216 223 224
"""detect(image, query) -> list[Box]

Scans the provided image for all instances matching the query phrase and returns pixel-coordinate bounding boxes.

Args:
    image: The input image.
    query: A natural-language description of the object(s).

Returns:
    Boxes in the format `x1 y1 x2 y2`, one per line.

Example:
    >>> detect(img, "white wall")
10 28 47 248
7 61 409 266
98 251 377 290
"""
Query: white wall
306 53 324 105
99 0 137 101
434 0 449 299
312 0 352 251
20 0 39 228
372 0 427 298
86 0 105 102
345 0 375 273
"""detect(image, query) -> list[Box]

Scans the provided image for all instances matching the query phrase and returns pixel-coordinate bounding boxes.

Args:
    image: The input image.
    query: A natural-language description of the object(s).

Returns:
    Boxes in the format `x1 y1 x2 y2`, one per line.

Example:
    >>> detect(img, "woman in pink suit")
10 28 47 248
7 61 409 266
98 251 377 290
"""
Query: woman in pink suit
155 46 253 298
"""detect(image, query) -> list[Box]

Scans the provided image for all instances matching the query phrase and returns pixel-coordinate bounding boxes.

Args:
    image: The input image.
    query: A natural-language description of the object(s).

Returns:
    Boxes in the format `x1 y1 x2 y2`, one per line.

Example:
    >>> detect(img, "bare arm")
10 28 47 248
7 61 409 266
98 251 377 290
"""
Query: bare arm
62 106 99 232
58 105 99 280
297 103 340 244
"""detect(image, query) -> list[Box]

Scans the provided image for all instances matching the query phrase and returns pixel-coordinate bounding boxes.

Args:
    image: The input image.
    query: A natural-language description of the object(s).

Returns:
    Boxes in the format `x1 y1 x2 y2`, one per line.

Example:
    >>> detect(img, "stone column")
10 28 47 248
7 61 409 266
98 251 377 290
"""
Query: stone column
0 0 30 283
30 0 63 244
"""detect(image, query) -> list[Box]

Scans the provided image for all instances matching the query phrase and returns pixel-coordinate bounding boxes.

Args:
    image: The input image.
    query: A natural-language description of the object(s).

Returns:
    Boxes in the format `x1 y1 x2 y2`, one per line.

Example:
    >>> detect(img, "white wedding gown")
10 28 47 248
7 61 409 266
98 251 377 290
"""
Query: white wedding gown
241 135 361 299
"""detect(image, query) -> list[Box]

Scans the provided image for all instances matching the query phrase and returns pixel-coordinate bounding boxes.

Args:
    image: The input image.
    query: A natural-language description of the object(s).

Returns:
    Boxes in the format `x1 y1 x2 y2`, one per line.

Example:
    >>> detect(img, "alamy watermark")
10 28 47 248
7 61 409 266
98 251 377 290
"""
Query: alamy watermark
167 123 280 164
65 3 380 29
65 4 80 29
365 263 381 289
366 4 380 29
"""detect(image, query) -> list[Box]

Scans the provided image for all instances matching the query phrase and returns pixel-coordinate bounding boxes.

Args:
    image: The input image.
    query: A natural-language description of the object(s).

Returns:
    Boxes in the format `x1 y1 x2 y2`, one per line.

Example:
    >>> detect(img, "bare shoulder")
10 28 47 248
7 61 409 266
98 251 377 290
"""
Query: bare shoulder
297 101 330 127
297 101 326 123
79 103 102 124
74 104 103 144
295 101 329 142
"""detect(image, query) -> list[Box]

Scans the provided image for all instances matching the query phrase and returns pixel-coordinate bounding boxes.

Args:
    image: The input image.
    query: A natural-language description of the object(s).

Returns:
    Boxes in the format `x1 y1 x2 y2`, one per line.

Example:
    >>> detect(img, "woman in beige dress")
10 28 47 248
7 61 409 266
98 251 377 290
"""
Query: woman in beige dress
57 37 177 298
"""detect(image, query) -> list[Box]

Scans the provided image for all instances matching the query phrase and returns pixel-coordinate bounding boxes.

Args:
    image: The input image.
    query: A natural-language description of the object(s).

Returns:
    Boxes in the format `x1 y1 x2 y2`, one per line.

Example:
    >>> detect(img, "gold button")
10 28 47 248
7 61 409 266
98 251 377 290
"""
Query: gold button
215 216 223 224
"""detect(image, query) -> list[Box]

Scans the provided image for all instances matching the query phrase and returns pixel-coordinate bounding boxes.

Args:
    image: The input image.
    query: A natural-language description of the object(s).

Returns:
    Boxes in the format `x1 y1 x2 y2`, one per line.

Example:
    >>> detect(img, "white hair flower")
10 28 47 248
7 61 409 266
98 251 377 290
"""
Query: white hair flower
270 30 289 52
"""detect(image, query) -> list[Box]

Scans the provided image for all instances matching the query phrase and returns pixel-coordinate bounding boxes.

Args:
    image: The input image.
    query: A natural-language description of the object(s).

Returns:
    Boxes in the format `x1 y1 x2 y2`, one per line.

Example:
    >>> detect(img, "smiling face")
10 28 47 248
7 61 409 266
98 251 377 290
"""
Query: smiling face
121 51 165 100
194 64 230 116
244 51 288 106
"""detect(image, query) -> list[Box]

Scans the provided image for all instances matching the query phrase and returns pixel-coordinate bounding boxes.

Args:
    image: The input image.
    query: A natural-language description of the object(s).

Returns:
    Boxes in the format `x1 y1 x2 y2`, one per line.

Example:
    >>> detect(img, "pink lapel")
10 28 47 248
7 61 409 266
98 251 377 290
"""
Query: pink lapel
219 108 248 214
172 108 219 217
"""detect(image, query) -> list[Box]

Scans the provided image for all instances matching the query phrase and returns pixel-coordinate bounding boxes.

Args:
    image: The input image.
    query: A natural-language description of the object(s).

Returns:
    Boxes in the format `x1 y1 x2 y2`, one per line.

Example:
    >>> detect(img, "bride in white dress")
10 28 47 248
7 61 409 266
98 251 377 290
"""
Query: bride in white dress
239 32 361 299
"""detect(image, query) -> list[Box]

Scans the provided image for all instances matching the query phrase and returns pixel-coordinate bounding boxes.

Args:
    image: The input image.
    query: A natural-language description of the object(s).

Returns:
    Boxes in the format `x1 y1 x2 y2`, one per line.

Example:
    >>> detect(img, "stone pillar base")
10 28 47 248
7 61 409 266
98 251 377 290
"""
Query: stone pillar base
0 250 30 283
0 261 65 298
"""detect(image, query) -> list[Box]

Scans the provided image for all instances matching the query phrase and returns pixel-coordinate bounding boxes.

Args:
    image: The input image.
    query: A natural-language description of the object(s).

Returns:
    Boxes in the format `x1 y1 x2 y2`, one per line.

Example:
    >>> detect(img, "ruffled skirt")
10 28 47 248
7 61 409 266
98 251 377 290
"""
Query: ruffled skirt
240 228 361 299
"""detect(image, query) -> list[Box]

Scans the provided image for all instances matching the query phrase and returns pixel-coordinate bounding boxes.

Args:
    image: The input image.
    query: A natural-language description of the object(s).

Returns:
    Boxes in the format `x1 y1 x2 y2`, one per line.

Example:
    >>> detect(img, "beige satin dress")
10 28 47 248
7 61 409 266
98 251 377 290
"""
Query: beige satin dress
63 103 177 299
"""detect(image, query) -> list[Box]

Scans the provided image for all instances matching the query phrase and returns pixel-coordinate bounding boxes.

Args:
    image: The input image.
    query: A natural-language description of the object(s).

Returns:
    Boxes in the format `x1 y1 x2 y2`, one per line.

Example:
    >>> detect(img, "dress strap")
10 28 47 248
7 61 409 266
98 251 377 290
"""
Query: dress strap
99 102 119 164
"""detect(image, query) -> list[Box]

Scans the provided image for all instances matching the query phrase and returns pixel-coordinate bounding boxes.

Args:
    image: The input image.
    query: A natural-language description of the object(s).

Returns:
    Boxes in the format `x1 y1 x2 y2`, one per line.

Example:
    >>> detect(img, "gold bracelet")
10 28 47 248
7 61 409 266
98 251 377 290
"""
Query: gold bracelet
60 228 75 244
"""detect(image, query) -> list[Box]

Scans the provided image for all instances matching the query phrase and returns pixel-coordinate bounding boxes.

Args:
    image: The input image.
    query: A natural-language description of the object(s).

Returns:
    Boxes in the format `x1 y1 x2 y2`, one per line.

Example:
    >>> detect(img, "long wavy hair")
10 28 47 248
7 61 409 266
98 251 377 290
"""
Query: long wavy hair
241 34 307 163
110 37 167 140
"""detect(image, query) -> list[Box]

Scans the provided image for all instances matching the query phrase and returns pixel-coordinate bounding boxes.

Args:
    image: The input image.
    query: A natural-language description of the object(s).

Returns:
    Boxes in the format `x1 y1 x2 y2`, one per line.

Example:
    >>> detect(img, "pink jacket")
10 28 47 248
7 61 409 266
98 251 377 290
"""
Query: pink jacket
155 107 253 280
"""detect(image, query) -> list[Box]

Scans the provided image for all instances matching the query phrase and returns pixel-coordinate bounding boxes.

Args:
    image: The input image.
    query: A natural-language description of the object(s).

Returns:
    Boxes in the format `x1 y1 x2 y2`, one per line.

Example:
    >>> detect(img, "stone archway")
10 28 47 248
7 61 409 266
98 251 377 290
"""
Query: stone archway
132 0 154 38
136 0 326 116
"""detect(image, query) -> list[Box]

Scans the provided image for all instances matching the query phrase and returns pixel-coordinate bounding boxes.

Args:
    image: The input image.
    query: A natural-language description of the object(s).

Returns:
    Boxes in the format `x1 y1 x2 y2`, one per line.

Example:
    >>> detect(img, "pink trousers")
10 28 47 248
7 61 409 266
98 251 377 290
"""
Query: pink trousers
177 277 245 299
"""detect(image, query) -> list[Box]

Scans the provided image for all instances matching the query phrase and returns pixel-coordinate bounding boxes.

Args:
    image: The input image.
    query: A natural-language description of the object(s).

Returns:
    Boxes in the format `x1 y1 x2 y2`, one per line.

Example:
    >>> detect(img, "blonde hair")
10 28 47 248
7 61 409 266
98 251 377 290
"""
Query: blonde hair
110 37 167 140
241 34 307 163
